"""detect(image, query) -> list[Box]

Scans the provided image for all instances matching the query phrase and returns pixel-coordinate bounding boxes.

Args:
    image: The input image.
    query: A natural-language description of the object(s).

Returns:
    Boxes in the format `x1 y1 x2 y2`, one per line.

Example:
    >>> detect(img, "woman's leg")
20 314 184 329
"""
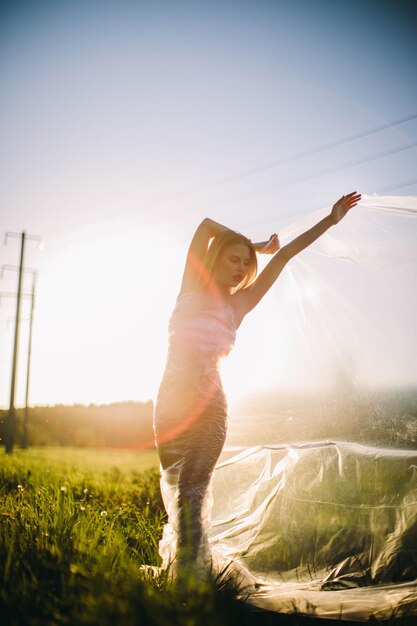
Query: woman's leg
155 385 228 571
176 400 227 568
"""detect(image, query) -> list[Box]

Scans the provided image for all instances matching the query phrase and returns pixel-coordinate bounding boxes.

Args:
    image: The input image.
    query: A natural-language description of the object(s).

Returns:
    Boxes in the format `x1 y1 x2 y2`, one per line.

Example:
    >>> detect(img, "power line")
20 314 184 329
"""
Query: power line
235 150 417 231
149 141 417 230
122 111 417 214
191 112 417 193
43 112 417 240
376 178 417 194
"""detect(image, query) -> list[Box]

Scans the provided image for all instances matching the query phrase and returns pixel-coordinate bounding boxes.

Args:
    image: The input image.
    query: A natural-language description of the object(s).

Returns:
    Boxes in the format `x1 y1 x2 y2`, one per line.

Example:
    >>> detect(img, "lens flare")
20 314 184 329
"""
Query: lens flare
150 250 235 451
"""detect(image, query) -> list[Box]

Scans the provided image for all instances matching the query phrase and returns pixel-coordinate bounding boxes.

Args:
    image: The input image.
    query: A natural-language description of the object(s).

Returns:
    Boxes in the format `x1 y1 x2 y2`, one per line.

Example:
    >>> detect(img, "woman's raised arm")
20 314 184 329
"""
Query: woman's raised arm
179 219 279 295
242 192 361 312
179 218 235 295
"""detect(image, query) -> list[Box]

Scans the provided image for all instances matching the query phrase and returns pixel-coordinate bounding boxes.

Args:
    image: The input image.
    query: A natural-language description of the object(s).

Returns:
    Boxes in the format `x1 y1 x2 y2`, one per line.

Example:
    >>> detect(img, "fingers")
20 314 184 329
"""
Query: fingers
331 192 361 224
340 192 361 208
262 233 280 254
348 195 361 207
345 191 361 202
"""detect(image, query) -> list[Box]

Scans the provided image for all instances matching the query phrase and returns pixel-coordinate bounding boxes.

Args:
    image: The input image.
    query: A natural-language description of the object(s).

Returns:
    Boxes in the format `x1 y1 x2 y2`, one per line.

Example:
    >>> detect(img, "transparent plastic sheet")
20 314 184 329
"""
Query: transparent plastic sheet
154 195 417 619
209 442 417 621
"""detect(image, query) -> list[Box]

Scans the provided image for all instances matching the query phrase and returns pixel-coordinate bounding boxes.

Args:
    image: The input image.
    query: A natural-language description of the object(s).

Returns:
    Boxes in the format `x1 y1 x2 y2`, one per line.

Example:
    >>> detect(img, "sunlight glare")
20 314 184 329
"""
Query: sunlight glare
27 228 183 406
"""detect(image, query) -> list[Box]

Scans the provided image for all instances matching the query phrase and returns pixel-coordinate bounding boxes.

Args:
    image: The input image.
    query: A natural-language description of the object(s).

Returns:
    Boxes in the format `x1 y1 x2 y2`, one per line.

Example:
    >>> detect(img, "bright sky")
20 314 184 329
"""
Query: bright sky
0 0 416 407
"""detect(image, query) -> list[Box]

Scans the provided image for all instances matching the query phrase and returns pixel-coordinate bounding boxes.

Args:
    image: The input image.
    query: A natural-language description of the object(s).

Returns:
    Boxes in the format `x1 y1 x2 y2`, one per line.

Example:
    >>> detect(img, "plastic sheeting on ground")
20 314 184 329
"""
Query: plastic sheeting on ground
210 442 417 621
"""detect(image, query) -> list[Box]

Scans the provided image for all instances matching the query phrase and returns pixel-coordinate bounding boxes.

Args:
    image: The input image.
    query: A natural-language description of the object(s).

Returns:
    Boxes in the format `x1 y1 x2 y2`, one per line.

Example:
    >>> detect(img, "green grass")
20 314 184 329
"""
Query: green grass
5 445 160 473
0 447 415 626
0 447 259 626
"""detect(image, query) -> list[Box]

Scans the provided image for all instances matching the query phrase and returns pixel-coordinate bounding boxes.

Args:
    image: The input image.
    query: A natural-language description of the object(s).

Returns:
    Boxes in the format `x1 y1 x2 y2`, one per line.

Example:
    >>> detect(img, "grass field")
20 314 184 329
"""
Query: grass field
0 447 415 626
7 445 161 474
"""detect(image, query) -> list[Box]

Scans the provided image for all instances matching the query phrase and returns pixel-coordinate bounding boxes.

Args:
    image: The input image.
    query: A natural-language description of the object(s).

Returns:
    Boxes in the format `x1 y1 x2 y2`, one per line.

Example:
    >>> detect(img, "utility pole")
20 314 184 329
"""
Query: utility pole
22 274 37 448
1 267 38 449
3 232 41 454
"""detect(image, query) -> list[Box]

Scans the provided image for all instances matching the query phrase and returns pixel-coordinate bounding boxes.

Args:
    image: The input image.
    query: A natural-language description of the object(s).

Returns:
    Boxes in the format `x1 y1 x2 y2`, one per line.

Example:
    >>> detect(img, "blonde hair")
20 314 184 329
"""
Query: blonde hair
199 230 257 292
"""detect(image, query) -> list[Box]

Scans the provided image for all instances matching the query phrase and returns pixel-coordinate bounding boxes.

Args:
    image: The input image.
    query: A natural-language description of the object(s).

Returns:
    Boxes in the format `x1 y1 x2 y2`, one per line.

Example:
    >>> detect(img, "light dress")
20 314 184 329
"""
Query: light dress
153 291 236 575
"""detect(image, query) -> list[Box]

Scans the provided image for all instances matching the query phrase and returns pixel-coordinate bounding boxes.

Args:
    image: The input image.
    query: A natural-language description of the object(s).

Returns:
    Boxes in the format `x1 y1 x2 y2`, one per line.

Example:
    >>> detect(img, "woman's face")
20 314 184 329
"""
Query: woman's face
213 243 252 292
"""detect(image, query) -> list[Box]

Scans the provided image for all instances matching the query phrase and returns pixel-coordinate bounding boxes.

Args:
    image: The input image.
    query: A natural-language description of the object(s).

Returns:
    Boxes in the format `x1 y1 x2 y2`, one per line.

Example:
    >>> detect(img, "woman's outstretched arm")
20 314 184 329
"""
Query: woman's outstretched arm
242 192 361 312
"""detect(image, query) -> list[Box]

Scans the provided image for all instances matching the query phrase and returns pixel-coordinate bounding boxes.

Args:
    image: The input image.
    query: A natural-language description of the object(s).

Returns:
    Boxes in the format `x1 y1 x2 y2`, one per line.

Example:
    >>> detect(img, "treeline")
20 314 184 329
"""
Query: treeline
0 401 154 448
1 387 416 450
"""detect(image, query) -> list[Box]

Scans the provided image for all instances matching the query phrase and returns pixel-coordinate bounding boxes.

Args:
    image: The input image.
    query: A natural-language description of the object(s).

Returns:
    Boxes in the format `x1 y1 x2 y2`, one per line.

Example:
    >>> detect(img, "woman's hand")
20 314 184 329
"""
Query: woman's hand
257 233 280 254
330 192 361 225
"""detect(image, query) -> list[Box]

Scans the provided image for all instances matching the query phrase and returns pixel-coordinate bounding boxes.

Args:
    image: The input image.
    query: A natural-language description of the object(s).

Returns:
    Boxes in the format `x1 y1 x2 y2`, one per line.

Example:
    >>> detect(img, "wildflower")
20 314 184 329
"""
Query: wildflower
60 486 67 493
80 506 86 512
100 510 108 517
17 484 24 492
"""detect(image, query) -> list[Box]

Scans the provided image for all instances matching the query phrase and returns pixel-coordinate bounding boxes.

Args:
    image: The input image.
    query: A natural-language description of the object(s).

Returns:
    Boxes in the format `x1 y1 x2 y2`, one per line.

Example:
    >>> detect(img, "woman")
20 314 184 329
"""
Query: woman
153 191 361 577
